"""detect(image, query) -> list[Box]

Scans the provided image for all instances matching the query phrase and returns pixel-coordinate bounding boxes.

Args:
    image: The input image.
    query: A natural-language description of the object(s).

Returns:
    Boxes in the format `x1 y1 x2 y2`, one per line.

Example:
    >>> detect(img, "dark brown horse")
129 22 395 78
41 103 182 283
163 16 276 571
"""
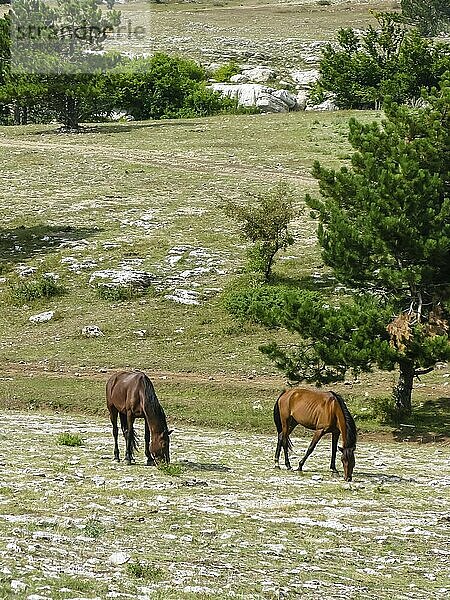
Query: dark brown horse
106 371 171 466
274 388 357 481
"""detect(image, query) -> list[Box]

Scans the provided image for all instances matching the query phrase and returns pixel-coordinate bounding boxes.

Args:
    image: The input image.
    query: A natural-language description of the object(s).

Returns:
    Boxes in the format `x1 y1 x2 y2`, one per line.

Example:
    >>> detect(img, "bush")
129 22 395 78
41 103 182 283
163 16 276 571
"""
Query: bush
95 284 141 302
57 432 83 446
222 181 296 280
313 13 450 108
6 274 66 305
112 53 241 121
126 560 164 581
213 61 241 82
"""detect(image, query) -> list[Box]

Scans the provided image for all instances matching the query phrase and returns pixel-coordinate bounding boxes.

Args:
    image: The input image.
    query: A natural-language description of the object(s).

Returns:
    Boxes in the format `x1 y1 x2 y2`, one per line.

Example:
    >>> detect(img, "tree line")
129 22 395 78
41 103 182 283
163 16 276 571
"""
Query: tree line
0 0 242 128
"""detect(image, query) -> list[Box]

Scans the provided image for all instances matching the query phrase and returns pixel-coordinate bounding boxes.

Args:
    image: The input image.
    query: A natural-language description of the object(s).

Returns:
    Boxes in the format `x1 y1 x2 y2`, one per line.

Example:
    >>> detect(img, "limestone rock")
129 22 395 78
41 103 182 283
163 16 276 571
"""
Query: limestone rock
241 66 276 83
81 325 104 338
29 311 54 324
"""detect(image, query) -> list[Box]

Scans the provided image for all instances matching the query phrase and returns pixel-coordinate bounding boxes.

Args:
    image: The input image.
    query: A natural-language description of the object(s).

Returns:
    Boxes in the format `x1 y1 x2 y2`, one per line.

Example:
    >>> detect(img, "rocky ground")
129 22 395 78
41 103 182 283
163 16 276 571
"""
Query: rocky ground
0 411 449 599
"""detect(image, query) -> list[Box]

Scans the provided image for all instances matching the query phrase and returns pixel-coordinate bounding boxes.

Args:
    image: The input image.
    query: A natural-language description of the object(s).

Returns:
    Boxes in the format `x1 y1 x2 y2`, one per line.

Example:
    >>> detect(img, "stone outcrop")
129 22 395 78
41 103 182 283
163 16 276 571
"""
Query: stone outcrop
211 65 336 112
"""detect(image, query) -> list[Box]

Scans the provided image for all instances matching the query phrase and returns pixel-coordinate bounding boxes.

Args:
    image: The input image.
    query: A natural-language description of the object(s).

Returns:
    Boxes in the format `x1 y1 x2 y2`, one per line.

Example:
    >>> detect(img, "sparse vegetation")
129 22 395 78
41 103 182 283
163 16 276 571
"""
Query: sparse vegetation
57 432 83 446
5 275 65 306
127 559 165 581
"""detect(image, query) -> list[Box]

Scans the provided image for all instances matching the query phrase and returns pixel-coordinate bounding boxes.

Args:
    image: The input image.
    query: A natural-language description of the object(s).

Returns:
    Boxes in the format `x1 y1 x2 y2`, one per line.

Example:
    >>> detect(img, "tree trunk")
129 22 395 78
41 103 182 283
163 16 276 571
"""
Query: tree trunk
64 96 79 129
393 360 414 415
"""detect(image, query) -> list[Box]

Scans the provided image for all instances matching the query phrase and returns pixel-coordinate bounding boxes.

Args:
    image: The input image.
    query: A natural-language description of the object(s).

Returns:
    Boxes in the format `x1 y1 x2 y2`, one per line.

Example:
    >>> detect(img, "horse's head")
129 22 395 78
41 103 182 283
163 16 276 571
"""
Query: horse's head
339 446 355 481
151 429 172 465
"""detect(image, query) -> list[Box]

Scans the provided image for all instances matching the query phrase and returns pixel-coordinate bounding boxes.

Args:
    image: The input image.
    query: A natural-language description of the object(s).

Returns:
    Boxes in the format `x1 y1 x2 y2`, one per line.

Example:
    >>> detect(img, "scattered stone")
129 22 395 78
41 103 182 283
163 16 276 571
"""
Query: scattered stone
306 98 338 111
89 269 156 289
230 73 249 83
211 83 295 112
29 311 55 324
164 289 200 305
108 551 131 565
18 266 37 278
241 66 276 83
133 329 147 338
10 580 27 592
290 68 320 87
81 325 104 338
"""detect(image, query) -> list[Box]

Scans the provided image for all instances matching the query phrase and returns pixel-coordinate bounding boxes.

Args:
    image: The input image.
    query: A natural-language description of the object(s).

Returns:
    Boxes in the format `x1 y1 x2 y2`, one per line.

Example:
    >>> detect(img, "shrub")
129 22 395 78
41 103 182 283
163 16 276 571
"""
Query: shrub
95 284 141 302
57 432 83 446
126 560 164 581
213 61 241 82
221 181 296 280
84 518 106 539
6 274 66 305
157 463 183 477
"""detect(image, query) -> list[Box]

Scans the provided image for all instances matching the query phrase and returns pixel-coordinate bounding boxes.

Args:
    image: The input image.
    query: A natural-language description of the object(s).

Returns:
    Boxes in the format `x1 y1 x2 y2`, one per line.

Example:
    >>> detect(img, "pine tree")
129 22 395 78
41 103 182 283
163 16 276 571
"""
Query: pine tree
401 0 450 37
225 76 450 415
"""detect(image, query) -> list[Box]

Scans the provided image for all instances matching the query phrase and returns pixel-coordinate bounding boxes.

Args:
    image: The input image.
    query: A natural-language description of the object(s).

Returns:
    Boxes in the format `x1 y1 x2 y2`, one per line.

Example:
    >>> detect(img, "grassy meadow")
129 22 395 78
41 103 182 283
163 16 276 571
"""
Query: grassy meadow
0 2 449 599
0 0 448 432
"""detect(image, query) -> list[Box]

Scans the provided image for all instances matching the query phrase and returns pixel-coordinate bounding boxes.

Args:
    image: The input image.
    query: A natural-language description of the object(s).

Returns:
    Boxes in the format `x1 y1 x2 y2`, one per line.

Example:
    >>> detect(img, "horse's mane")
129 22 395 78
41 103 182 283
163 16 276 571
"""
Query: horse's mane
332 392 357 448
143 375 168 431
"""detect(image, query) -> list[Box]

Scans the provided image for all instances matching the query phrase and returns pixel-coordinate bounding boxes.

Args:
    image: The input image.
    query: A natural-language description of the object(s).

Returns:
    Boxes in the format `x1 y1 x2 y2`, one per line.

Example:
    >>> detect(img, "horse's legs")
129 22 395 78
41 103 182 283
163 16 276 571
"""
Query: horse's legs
330 430 340 474
144 419 155 466
125 412 135 465
109 406 120 462
274 433 283 468
298 429 325 471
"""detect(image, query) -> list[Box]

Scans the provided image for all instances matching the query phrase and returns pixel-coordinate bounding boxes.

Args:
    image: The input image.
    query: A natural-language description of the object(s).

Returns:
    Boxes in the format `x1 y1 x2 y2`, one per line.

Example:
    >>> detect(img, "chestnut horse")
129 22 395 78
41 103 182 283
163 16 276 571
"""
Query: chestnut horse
106 371 171 465
274 388 357 481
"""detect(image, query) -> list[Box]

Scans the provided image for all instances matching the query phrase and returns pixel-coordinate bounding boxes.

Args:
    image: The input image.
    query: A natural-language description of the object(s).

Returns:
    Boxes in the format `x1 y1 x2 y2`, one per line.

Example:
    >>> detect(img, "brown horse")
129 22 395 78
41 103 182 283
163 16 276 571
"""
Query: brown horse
106 371 172 466
274 388 357 481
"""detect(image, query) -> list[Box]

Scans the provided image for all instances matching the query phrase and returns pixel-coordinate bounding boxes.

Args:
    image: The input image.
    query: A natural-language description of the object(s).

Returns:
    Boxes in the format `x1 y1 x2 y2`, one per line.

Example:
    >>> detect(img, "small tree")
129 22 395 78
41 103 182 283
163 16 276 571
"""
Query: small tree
222 182 296 281
401 0 450 37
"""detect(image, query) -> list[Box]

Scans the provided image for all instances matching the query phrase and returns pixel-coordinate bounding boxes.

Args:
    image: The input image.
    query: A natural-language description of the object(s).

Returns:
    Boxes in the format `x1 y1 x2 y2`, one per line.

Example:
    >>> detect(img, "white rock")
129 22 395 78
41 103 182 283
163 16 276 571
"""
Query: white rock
272 89 298 109
11 580 27 592
241 66 276 83
81 325 104 338
164 289 200 305
18 266 37 278
211 83 274 107
133 329 147 338
230 74 249 83
296 90 308 110
29 311 54 324
108 551 130 565
89 269 156 289
256 93 289 113
290 68 320 87
306 99 338 111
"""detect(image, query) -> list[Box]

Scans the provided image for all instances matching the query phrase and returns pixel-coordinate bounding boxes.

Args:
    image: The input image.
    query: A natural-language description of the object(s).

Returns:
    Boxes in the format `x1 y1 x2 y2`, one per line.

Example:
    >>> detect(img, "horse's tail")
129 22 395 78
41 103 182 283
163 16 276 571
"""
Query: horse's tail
274 390 293 450
119 412 139 453
331 391 357 449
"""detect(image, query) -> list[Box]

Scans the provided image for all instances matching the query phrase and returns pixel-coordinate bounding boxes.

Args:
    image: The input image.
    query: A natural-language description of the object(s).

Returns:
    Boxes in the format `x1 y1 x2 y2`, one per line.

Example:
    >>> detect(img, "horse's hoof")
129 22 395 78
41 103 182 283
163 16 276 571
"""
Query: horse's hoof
274 464 280 470
331 470 339 477
146 460 156 467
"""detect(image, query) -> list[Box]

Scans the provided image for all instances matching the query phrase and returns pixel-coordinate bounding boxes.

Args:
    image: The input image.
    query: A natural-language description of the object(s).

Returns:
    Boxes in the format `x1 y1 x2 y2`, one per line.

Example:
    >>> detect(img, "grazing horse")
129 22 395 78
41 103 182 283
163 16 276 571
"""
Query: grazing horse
273 388 357 481
106 371 171 465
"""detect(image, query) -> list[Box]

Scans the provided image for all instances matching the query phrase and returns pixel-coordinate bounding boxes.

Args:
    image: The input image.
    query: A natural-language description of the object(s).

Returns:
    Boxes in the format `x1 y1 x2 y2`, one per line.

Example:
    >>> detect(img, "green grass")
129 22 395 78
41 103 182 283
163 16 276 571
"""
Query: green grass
0 111 384 377
56 432 84 446
0 372 448 440
5 274 66 306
